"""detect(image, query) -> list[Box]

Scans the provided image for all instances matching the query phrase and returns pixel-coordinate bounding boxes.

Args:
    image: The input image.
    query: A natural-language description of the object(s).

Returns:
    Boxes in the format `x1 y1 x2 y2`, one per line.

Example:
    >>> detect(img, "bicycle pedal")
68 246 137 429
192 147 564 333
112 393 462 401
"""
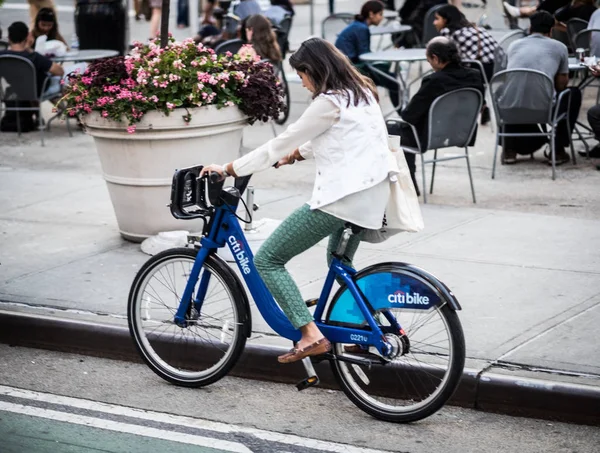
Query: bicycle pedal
304 298 318 307
295 375 319 391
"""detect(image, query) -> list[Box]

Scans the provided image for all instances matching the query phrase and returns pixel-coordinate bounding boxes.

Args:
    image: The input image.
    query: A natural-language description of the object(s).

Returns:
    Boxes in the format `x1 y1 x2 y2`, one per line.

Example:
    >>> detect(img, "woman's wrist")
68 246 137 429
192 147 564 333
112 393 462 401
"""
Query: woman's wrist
222 162 238 178
293 148 305 161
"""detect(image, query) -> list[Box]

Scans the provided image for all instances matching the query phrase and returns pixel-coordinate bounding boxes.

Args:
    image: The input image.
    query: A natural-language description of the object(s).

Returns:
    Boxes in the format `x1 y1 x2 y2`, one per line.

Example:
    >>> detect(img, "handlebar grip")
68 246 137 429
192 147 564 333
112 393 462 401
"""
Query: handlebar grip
209 171 221 183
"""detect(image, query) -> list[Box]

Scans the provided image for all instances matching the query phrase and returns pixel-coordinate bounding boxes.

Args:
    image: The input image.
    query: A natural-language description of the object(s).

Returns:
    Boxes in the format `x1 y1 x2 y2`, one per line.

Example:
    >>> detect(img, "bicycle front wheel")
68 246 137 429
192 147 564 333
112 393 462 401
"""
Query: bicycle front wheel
326 263 465 423
128 247 249 387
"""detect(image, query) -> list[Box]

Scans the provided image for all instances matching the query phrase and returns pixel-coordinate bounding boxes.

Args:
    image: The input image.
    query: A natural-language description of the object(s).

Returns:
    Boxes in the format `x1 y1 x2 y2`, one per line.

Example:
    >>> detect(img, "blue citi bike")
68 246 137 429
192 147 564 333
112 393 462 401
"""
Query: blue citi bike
127 165 466 423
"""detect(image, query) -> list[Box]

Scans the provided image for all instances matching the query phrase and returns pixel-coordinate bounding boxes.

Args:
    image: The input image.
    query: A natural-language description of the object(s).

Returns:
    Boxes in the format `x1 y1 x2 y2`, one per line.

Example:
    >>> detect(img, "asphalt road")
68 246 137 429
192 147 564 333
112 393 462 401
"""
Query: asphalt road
0 344 599 453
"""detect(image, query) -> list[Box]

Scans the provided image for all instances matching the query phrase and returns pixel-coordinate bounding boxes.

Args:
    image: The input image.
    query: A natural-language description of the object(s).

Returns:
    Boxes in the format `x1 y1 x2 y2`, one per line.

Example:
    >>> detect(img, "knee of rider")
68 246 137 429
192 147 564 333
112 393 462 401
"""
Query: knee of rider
254 248 276 276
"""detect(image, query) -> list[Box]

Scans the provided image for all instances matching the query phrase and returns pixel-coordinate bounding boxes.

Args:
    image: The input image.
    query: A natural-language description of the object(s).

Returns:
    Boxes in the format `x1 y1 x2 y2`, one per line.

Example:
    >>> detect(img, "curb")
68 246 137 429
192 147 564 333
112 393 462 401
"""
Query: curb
1 311 599 426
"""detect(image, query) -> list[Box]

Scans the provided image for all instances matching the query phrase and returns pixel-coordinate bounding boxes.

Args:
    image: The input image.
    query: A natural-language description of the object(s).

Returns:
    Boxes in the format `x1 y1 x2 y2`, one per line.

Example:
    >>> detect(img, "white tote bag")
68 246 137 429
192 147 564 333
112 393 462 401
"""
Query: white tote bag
362 135 424 243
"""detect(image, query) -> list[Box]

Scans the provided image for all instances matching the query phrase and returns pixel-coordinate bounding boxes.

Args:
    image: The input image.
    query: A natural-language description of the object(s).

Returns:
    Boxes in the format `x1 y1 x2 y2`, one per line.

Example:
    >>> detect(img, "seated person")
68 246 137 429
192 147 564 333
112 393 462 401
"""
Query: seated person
554 0 596 32
239 14 282 62
0 21 63 97
434 5 500 124
263 0 294 26
234 0 262 21
391 37 484 194
31 7 67 48
503 0 570 18
335 1 400 111
502 11 582 165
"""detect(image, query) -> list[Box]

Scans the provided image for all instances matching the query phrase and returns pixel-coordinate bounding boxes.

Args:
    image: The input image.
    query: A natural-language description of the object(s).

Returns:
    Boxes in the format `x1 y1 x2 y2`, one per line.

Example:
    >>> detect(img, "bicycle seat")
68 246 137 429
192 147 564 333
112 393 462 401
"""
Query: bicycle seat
345 222 365 235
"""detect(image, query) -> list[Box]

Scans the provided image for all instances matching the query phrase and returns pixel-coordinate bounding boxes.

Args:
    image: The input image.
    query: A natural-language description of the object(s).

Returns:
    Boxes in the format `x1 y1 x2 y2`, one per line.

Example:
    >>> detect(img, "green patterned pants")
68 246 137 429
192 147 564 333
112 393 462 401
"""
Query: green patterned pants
254 204 361 329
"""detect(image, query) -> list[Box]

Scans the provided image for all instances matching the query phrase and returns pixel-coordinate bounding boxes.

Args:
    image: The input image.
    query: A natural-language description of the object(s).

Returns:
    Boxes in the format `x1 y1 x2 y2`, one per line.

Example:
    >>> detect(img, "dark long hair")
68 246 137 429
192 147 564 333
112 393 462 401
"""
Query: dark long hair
289 37 378 106
32 7 65 44
355 0 384 22
245 14 282 63
435 5 471 33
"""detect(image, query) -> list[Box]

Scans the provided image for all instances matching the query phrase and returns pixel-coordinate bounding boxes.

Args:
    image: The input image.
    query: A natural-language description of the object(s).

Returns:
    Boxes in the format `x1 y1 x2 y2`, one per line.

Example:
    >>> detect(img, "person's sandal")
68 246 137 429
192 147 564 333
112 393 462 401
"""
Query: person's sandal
277 338 332 364
343 344 371 355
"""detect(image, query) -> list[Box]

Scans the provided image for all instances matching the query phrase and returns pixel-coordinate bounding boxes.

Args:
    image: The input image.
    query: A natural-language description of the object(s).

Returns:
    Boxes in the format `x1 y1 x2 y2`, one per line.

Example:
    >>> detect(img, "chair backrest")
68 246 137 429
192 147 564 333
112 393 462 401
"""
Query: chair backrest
422 4 446 45
489 69 554 126
497 29 526 53
321 13 354 42
492 46 508 75
223 14 241 36
0 41 9 51
278 15 293 36
462 59 489 87
573 28 600 52
426 88 483 150
567 18 588 50
214 38 244 55
0 55 39 102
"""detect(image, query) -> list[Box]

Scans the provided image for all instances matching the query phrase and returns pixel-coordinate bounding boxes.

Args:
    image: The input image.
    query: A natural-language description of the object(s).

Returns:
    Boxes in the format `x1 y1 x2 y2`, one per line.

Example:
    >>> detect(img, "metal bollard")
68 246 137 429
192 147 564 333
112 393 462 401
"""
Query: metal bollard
244 186 254 231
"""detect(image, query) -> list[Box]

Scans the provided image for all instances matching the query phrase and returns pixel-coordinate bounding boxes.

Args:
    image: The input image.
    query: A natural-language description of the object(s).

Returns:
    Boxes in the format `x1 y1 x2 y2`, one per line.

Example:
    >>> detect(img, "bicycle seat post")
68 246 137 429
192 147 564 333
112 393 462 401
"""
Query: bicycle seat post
335 226 354 257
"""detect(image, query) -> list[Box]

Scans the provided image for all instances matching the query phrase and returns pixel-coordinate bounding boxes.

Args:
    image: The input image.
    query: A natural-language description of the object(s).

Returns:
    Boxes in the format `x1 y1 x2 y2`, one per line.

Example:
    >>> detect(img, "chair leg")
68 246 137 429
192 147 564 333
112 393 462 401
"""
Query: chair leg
421 153 427 204
465 147 476 203
270 121 277 137
429 149 437 194
567 120 575 166
16 110 21 137
550 133 556 180
66 115 73 137
492 129 500 179
39 107 45 147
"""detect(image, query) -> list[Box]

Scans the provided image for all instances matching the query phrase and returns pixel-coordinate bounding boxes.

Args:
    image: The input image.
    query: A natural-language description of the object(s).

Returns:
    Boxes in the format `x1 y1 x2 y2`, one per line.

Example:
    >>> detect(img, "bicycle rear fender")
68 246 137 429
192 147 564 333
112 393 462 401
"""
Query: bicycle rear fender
328 262 461 326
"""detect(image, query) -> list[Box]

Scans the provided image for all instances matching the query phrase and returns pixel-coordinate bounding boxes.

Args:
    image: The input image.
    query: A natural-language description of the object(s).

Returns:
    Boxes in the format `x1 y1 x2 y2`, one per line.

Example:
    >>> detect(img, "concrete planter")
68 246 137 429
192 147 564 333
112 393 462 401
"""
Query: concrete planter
84 105 247 242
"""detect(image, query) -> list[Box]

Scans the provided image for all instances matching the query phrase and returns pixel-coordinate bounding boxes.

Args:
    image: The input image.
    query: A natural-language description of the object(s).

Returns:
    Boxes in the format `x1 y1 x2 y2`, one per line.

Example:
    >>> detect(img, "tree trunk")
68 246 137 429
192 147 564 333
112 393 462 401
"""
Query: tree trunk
160 0 171 48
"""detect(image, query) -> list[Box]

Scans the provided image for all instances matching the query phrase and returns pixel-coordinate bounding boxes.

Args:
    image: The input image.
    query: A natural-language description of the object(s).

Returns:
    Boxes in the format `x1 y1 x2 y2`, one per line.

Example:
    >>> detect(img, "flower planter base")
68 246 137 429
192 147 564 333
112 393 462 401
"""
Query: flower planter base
84 105 247 242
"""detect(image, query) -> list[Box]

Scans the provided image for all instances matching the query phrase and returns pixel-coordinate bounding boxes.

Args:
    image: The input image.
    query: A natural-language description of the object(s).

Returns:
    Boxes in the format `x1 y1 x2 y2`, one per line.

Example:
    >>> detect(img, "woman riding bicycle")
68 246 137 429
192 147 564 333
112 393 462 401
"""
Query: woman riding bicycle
201 37 391 364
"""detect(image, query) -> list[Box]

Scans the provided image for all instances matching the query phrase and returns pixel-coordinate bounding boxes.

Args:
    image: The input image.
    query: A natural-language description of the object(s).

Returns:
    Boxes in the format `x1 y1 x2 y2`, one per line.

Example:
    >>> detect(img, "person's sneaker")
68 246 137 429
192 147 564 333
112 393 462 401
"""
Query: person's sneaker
481 106 491 126
503 1 521 18
501 149 517 164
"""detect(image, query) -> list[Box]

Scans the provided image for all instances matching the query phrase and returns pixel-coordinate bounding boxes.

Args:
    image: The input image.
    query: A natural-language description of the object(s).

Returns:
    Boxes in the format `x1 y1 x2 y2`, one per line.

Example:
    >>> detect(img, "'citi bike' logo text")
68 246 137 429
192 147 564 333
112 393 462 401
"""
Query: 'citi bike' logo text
228 236 251 274
388 290 429 305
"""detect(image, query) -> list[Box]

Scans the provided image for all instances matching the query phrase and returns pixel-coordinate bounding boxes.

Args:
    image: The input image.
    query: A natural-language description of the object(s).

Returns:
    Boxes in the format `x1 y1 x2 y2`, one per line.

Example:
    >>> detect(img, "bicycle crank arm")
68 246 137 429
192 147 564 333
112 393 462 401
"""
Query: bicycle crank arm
318 352 378 369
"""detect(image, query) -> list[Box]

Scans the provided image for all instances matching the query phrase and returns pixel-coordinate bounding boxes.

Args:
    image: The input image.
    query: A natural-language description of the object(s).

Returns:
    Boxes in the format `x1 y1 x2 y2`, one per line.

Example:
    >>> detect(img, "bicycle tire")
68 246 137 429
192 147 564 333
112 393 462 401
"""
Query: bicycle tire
275 68 290 125
325 263 465 423
128 247 249 388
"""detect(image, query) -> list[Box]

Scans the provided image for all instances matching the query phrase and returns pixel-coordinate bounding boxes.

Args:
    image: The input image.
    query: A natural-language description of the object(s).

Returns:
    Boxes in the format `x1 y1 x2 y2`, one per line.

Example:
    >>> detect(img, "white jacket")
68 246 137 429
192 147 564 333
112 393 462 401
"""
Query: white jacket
232 91 390 212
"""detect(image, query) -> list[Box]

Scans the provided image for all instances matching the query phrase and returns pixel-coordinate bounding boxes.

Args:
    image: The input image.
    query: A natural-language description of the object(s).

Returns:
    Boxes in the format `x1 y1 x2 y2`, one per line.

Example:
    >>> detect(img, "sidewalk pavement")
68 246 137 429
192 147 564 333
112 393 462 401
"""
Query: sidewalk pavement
1 0 600 426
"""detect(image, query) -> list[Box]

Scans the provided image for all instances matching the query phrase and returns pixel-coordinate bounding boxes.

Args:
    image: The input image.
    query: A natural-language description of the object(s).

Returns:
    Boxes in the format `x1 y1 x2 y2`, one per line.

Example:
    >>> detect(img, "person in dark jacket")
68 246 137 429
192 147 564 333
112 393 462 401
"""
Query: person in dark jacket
395 37 484 193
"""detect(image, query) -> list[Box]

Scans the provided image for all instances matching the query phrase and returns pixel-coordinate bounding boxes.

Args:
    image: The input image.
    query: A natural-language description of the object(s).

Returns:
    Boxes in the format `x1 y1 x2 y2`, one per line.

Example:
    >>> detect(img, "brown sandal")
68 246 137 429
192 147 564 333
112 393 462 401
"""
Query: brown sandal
343 344 371 354
277 338 332 364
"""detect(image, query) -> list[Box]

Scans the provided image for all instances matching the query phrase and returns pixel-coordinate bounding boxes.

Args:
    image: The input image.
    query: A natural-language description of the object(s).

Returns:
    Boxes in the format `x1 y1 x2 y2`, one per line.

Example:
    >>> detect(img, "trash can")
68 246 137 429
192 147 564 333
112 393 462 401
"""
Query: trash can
75 0 128 56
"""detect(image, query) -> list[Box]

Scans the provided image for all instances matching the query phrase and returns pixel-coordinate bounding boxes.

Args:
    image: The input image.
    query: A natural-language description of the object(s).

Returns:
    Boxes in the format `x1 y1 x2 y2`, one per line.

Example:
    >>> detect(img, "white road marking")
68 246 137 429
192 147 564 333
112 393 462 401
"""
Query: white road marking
0 400 252 453
0 385 389 453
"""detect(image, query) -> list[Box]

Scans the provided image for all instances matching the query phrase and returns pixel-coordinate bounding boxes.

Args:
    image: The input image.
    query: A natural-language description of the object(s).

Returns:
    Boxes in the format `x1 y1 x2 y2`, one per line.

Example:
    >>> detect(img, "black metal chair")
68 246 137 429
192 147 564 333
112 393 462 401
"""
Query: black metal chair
490 69 574 180
566 18 588 52
0 54 59 145
421 4 446 46
214 38 244 55
321 13 354 42
389 88 483 204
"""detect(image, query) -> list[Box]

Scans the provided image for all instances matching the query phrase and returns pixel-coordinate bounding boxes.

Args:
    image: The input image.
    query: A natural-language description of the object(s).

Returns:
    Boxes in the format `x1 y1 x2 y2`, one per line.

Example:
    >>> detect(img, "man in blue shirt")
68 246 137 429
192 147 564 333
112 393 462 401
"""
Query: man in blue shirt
335 1 400 110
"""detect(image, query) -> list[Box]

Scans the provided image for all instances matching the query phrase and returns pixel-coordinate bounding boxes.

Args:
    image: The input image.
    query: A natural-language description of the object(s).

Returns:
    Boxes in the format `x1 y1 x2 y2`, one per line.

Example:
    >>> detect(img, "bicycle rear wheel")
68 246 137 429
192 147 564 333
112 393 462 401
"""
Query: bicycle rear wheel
128 247 249 387
326 263 465 423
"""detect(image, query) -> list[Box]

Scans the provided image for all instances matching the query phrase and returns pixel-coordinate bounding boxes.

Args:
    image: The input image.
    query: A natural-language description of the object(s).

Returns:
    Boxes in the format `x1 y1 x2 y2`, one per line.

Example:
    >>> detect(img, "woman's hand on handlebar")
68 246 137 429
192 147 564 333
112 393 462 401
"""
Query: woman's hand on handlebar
275 148 304 168
200 164 225 181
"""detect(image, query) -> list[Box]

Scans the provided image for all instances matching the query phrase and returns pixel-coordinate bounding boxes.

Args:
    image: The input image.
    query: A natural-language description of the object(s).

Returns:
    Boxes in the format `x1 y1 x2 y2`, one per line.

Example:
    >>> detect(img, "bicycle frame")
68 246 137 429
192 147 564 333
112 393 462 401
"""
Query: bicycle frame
173 205 395 357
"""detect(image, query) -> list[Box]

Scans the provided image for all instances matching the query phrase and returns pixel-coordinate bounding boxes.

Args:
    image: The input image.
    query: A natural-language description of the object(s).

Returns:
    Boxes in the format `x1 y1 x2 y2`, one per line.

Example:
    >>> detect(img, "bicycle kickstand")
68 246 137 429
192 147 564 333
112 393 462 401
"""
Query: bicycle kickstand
296 357 320 391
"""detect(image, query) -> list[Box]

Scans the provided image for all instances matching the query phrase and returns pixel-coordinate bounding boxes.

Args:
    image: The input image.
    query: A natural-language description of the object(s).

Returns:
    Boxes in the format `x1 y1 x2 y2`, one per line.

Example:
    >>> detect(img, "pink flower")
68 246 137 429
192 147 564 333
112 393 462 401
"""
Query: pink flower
102 111 109 117
191 60 198 67
225 51 233 57
166 102 175 109
127 125 137 134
